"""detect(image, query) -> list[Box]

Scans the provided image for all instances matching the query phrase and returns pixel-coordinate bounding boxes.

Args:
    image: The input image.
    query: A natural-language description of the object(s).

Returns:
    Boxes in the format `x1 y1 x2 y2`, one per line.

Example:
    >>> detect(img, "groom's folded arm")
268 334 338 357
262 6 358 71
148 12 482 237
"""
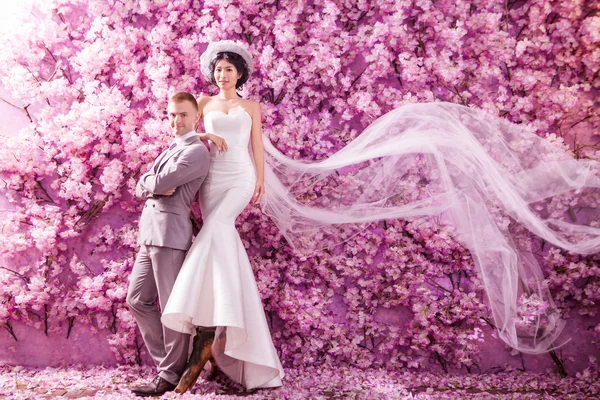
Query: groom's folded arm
135 174 155 199
138 147 209 196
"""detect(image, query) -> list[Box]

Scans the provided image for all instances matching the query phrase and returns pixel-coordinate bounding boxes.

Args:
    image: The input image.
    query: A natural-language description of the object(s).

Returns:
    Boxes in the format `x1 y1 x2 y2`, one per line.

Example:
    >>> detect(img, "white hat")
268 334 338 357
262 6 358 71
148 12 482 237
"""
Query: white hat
200 40 254 80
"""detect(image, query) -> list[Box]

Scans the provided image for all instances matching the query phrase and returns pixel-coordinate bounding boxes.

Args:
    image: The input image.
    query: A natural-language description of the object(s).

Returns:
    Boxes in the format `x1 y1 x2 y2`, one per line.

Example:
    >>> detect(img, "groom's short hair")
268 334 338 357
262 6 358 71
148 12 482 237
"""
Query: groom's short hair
169 92 198 111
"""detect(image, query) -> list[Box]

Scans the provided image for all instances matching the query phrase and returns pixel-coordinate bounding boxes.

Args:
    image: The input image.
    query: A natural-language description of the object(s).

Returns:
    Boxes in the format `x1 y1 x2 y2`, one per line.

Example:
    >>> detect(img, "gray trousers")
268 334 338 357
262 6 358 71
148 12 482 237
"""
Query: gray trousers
126 245 190 385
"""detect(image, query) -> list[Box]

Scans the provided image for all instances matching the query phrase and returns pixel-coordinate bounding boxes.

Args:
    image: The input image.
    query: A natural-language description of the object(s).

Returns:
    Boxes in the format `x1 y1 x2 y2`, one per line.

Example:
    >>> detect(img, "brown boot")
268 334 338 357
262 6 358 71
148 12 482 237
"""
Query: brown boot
206 329 226 381
206 359 219 381
175 327 216 393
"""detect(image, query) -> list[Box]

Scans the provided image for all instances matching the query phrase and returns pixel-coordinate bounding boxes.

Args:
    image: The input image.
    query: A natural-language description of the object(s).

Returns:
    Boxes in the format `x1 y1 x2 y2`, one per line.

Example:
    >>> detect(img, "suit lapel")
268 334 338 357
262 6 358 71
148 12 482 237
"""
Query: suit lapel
155 135 200 173
152 149 171 173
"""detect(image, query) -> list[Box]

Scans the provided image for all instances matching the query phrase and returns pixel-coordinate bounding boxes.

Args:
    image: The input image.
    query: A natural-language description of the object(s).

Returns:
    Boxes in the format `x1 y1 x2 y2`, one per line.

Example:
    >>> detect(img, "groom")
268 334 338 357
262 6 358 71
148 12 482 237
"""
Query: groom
126 92 209 397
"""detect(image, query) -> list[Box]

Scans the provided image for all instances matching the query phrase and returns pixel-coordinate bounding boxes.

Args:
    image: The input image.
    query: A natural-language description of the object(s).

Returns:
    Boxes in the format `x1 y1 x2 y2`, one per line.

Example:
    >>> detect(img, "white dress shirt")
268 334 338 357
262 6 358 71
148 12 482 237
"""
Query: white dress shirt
172 131 197 146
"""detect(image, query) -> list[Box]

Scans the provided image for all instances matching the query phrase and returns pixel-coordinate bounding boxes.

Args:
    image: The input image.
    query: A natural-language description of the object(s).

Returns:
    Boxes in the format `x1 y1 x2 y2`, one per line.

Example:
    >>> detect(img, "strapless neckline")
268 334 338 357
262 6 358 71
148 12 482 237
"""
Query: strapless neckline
203 105 253 150
204 107 251 120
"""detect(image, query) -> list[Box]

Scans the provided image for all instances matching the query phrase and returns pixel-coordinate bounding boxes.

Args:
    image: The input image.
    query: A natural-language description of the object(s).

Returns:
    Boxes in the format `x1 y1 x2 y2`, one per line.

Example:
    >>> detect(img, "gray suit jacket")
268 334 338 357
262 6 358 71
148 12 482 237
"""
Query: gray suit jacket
136 134 209 250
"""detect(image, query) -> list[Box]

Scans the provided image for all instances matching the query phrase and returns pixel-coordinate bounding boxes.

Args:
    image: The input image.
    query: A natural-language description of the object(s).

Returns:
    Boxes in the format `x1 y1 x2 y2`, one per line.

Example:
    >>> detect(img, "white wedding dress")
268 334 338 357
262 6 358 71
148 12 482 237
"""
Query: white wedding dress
161 106 284 389
162 101 599 380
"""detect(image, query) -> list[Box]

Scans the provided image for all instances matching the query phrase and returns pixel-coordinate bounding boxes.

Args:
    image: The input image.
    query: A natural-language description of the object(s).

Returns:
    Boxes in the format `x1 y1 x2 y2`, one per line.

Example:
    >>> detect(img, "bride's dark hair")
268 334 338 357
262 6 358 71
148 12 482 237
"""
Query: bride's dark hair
209 51 250 90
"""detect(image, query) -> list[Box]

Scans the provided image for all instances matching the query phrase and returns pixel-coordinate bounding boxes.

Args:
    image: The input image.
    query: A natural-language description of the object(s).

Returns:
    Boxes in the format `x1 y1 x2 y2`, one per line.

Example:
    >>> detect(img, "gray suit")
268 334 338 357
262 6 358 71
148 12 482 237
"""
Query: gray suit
127 134 209 385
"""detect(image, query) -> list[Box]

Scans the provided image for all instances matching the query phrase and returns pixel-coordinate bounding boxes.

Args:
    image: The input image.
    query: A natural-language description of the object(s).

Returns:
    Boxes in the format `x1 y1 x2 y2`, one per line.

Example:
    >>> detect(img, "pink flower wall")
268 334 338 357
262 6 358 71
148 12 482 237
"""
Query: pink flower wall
1 0 599 375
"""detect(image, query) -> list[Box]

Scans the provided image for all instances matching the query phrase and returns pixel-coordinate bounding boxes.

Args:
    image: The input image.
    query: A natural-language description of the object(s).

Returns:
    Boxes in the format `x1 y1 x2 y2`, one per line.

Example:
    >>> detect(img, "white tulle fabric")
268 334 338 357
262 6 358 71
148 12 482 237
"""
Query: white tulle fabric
162 107 284 389
260 102 600 354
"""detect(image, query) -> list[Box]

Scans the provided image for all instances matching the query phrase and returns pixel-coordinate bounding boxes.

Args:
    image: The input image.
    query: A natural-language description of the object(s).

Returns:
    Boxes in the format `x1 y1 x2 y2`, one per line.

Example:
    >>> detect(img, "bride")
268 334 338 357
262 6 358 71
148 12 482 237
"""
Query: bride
162 40 600 392
161 40 284 391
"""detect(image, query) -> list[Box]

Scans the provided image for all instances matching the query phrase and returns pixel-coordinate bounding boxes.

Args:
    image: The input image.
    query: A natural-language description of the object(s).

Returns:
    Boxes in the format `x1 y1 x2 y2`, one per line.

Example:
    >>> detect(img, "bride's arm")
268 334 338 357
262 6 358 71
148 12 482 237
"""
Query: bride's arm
195 94 227 152
250 101 265 204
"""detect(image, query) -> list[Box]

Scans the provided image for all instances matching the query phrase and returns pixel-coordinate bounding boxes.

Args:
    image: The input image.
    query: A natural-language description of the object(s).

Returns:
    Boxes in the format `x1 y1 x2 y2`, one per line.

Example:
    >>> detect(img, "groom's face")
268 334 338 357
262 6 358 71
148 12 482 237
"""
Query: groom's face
167 100 199 137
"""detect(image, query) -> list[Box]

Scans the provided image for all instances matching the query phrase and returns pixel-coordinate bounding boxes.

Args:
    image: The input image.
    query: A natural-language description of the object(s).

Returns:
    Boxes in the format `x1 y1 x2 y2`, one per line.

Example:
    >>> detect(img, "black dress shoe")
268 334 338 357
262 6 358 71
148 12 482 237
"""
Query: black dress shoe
131 375 176 397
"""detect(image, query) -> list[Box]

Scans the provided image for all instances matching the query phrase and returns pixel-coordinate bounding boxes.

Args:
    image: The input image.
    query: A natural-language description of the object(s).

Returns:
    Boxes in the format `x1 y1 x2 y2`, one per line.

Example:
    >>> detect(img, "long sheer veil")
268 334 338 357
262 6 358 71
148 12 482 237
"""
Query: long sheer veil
260 102 600 354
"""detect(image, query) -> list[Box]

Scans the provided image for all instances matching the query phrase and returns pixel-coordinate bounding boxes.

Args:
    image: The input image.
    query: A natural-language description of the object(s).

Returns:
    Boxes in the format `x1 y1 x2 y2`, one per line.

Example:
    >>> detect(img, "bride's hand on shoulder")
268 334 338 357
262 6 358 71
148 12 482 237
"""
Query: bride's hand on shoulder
207 134 228 153
253 180 264 205
196 132 228 153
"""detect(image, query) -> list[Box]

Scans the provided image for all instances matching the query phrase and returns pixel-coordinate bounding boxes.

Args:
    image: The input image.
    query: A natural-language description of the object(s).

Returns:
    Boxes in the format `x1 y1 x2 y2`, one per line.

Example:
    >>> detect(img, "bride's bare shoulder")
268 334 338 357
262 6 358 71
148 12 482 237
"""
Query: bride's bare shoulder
241 99 262 116
197 95 218 104
197 95 215 117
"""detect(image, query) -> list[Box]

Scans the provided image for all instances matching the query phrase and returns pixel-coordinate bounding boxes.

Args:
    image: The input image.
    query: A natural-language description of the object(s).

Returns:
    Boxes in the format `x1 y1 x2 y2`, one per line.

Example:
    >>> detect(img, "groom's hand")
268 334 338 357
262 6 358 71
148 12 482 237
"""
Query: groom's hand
150 187 176 198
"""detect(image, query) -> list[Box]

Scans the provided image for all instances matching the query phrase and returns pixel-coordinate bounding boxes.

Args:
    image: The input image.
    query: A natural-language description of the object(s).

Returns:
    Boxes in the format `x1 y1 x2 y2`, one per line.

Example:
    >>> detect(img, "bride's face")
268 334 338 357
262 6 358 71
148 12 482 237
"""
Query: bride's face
214 59 241 90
